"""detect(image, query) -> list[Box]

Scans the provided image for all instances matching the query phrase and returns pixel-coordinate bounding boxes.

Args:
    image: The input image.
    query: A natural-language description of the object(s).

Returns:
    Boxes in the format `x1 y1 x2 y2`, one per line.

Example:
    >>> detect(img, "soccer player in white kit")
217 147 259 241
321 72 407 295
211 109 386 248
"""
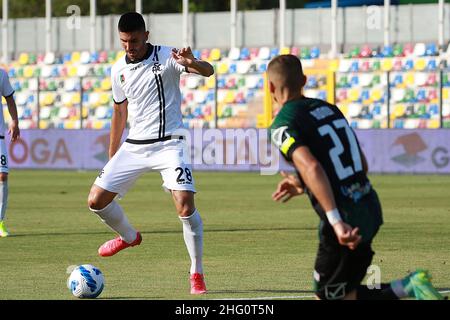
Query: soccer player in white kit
0 68 20 238
87 12 214 295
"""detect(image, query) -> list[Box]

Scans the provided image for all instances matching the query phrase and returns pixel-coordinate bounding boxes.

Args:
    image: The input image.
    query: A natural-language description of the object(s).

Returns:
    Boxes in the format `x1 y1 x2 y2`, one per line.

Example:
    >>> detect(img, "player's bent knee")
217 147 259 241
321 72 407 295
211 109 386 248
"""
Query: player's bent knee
0 173 8 182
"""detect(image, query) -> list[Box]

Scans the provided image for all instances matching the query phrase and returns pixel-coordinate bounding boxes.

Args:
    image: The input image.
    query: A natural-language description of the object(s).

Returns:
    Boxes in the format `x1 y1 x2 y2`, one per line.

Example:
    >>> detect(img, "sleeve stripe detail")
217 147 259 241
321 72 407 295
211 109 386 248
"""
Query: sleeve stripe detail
113 98 127 105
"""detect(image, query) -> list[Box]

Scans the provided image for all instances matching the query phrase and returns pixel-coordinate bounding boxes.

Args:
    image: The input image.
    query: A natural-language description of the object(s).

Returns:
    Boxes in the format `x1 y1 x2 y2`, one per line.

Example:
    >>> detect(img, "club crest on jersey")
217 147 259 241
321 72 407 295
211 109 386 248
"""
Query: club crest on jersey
119 74 125 84
152 62 163 75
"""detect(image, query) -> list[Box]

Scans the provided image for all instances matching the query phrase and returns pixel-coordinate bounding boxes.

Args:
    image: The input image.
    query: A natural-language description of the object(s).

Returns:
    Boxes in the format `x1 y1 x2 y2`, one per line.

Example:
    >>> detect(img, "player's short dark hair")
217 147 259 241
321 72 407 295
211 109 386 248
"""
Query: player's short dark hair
268 54 305 92
118 12 146 33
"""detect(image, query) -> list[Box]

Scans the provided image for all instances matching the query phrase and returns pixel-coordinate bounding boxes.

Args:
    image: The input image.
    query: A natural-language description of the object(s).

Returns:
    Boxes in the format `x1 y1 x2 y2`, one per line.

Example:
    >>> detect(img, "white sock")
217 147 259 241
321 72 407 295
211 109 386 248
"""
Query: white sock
90 201 137 244
179 209 204 275
0 181 8 221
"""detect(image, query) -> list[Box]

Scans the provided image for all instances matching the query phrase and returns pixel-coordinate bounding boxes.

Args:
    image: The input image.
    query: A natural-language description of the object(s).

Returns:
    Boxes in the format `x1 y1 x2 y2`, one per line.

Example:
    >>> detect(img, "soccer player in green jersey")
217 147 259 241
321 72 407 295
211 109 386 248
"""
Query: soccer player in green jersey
268 54 444 300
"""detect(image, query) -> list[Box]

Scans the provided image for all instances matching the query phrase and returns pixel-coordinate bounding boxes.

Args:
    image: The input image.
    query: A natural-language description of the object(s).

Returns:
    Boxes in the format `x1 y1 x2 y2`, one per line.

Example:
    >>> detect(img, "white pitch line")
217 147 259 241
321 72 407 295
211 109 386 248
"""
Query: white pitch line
215 290 450 301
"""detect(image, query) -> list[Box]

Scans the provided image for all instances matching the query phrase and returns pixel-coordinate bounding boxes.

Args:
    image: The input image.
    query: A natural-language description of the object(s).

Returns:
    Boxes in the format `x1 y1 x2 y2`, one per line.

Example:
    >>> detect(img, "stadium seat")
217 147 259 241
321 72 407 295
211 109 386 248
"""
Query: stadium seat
382 45 393 58
426 73 437 86
186 76 203 89
258 47 271 60
360 45 372 58
425 43 438 56
77 65 90 77
237 61 251 74
403 43 414 56
414 58 426 71
414 73 427 87
413 43 426 57
360 60 370 72
228 47 241 61
426 59 437 71
209 48 222 61
250 47 260 59
291 47 299 56
18 53 29 65
393 44 403 57
270 47 280 59
217 62 230 75
240 47 250 60
381 59 393 72
336 89 348 103
310 47 320 59
280 47 291 55
90 52 99 64
338 60 352 73
404 73 415 86
80 51 91 64
44 52 56 65
101 78 112 91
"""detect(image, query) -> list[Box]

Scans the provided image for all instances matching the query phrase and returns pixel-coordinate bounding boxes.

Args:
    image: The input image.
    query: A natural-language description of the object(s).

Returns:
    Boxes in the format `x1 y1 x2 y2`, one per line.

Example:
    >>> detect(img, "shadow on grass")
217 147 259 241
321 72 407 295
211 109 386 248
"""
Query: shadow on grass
7 227 315 238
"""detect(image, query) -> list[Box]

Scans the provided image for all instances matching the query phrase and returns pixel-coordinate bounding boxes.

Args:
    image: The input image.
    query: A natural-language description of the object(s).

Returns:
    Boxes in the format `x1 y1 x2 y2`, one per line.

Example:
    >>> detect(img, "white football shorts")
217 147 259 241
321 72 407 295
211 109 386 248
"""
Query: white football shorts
0 138 9 174
94 138 195 197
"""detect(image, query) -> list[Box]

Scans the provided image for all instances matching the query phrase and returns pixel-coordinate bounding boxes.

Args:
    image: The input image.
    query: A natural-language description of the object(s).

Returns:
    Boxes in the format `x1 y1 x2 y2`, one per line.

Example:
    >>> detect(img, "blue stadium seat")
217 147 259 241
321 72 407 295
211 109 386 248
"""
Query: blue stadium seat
382 45 393 58
310 47 320 59
229 63 237 74
270 47 279 59
306 76 318 89
350 75 359 86
404 59 414 71
425 43 438 56
239 47 250 60
350 61 359 72
426 59 437 71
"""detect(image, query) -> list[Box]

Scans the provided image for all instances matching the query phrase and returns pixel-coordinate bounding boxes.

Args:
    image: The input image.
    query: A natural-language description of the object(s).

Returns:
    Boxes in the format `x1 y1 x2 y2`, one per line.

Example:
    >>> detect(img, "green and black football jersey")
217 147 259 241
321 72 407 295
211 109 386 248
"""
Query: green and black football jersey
270 97 371 207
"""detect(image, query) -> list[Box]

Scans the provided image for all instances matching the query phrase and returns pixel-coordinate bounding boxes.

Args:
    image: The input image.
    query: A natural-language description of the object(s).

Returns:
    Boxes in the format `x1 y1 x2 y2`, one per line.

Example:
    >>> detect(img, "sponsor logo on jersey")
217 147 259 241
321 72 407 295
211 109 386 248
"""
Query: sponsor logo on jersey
152 62 163 75
120 74 125 84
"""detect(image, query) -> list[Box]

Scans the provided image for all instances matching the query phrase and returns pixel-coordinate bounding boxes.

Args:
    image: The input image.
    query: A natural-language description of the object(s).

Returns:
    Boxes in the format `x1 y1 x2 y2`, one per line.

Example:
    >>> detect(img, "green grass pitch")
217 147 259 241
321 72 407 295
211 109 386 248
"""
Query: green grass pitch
0 170 449 300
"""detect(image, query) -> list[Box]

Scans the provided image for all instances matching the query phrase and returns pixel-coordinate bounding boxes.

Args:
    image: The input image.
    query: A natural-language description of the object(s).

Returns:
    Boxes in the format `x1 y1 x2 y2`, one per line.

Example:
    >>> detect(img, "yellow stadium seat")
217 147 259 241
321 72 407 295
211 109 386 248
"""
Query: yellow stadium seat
101 78 112 91
18 53 29 65
392 104 406 119
224 91 236 104
404 73 415 86
443 88 449 101
99 93 110 105
71 51 81 64
42 93 55 106
82 106 89 118
209 48 221 61
381 58 393 72
71 93 81 105
338 104 349 117
414 58 426 71
280 47 291 55
64 120 77 129
24 66 34 78
206 76 216 89
348 88 360 102
217 62 229 75
68 66 78 77
93 120 105 130
39 120 50 129
427 119 440 129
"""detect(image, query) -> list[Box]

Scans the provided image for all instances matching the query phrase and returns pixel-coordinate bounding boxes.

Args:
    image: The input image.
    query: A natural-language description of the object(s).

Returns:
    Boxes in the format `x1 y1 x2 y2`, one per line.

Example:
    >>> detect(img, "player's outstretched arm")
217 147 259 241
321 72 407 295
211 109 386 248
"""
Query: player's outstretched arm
5 95 20 142
172 47 214 77
109 100 128 159
291 146 362 250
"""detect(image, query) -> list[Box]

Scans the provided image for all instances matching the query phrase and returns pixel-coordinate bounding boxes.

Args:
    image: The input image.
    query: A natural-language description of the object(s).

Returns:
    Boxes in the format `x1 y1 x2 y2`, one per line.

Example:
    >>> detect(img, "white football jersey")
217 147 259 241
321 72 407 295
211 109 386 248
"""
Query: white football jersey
0 69 14 134
111 44 186 140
